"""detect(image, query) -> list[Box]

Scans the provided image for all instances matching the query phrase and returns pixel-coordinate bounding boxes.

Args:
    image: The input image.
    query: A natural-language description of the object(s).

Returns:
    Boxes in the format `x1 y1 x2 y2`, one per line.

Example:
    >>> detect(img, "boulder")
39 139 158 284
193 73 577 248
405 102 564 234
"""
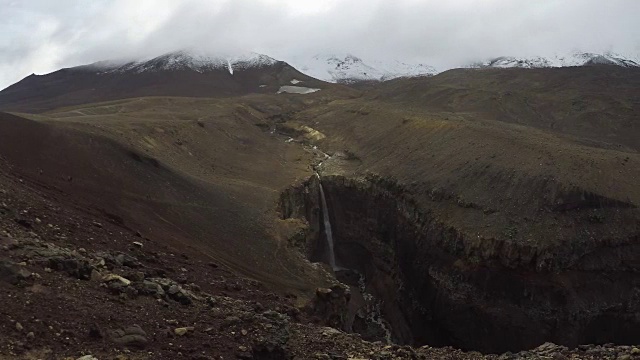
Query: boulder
107 325 148 349
174 326 194 336
0 259 32 285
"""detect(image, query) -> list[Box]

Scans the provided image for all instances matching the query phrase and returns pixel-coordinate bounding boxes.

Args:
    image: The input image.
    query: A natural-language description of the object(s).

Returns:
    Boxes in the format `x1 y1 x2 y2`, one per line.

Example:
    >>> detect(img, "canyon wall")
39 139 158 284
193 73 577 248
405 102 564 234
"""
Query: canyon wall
280 174 640 353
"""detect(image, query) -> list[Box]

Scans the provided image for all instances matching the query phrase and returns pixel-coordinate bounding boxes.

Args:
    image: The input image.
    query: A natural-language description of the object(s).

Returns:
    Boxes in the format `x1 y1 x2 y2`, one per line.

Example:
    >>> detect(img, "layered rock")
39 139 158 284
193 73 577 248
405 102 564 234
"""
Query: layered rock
280 173 640 353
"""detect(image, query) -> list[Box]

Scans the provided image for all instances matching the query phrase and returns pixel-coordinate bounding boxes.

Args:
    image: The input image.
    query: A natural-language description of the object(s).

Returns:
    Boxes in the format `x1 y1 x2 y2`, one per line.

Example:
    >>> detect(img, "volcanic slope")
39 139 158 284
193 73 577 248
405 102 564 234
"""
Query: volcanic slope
0 91 374 358
0 96 336 294
375 66 640 151
0 50 330 113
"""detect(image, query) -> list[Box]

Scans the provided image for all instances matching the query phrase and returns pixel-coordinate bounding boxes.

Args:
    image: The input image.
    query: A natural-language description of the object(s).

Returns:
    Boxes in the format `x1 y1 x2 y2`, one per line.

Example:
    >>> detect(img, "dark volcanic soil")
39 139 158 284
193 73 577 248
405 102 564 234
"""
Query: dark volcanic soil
1 158 637 359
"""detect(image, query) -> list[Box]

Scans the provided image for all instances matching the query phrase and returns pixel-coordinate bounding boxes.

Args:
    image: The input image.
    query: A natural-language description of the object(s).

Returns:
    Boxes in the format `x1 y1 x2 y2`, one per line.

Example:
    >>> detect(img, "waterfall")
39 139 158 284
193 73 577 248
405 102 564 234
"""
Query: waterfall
316 174 392 342
318 178 337 270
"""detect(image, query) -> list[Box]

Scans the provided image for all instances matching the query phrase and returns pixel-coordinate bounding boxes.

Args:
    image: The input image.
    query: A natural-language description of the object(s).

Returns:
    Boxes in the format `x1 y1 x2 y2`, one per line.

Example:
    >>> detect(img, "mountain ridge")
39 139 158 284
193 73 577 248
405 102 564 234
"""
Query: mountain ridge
471 51 640 69
2 49 639 113
94 50 280 74
0 50 332 113
283 51 639 83
288 53 437 83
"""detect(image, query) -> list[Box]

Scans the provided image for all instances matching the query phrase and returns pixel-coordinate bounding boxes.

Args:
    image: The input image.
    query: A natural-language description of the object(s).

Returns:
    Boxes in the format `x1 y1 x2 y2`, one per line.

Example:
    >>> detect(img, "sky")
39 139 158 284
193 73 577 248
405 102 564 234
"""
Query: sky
1 0 639 89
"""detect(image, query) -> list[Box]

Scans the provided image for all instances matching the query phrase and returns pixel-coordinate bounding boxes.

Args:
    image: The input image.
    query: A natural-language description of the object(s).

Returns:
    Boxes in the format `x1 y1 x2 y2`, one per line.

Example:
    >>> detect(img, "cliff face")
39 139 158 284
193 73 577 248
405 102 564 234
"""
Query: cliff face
280 174 640 353
279 175 322 260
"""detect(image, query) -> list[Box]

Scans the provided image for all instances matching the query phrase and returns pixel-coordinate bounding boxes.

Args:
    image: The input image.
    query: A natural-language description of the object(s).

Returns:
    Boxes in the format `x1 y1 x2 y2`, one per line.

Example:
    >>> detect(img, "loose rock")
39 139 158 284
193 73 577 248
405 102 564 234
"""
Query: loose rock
174 326 194 336
102 273 131 286
1 259 32 285
76 355 99 360
107 325 147 349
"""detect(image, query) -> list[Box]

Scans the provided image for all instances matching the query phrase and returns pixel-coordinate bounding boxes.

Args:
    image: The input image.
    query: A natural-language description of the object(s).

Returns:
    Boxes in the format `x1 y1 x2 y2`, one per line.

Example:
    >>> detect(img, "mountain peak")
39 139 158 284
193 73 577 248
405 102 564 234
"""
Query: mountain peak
0 49 330 113
96 50 279 75
473 51 640 69
290 53 436 83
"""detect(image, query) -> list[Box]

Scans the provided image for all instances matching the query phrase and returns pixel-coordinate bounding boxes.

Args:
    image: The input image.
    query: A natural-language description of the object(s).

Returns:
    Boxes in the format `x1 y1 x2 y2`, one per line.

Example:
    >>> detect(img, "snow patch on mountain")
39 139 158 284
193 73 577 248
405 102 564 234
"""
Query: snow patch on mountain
287 54 436 83
472 52 640 69
96 50 278 74
226 60 233 75
277 86 320 94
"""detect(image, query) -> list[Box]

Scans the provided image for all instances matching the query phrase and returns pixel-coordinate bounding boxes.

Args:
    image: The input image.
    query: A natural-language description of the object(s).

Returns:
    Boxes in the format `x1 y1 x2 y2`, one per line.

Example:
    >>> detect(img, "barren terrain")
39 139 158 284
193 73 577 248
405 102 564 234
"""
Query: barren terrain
0 65 639 358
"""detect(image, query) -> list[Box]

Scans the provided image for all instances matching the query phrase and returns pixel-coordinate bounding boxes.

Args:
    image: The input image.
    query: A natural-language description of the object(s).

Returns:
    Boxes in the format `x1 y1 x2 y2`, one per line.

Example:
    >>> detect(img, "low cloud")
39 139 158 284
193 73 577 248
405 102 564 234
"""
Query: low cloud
1 0 638 89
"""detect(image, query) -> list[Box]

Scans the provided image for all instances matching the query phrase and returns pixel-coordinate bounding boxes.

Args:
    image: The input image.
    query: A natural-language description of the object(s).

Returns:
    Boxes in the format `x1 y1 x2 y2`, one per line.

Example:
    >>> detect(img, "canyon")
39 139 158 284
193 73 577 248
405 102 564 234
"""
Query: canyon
281 172 640 353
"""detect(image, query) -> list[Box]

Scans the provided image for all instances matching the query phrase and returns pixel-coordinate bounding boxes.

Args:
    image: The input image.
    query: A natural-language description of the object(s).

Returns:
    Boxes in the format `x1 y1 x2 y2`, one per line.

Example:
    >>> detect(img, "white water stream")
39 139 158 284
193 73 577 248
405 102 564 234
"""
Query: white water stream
358 273 393 343
318 178 338 270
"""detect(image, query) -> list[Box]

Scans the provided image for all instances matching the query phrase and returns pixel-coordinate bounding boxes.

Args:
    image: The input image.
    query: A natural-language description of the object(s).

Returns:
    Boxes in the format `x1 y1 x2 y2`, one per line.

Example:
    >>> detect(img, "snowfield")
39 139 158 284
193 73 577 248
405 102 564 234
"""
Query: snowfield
287 51 639 83
287 54 436 83
471 51 640 69
97 50 278 74
277 86 320 94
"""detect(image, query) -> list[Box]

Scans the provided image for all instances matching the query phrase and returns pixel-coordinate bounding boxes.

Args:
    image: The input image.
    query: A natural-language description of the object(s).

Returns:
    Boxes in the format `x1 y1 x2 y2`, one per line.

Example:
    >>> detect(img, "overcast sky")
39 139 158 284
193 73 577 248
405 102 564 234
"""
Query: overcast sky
1 0 639 89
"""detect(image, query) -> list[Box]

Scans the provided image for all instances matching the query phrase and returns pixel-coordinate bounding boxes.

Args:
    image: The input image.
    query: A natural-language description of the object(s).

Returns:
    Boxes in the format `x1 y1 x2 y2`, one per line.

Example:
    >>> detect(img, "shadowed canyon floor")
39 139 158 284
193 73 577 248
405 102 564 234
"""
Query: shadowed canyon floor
0 66 639 358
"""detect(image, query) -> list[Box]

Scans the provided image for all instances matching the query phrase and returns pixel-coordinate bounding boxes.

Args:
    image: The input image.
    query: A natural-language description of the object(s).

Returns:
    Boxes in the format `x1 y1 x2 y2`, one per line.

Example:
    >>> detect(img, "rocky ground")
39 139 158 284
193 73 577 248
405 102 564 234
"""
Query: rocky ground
1 148 639 360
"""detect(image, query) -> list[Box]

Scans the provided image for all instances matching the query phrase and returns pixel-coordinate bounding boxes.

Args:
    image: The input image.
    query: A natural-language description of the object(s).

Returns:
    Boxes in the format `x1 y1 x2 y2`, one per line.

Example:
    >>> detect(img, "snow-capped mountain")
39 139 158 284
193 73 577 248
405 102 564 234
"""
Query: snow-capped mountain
287 54 436 83
92 50 279 75
287 51 638 82
472 52 640 69
0 49 328 112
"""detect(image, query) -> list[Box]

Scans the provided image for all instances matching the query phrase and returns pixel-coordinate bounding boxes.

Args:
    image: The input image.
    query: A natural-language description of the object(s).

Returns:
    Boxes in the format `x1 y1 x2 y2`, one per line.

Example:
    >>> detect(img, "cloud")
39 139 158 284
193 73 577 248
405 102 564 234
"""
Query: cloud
0 0 638 89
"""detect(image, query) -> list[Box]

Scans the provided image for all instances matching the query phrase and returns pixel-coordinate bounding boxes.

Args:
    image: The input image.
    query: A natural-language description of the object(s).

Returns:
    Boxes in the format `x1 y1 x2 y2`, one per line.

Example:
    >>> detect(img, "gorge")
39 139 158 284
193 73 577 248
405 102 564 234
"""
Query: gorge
281 172 640 354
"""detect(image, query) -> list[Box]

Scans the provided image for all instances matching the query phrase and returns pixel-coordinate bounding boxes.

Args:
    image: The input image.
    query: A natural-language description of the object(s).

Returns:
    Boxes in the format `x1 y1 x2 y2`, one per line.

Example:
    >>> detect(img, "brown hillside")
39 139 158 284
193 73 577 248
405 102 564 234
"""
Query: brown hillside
0 109 326 293
0 61 334 113
374 66 640 151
